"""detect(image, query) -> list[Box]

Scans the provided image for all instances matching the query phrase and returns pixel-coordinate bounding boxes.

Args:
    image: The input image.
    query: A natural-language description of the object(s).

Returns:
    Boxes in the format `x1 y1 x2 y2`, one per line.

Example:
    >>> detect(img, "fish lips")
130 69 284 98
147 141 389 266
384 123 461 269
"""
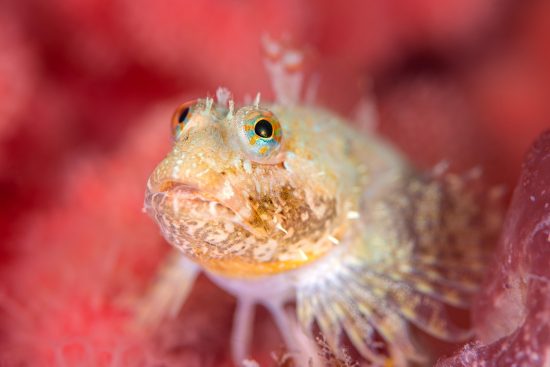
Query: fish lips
144 179 264 238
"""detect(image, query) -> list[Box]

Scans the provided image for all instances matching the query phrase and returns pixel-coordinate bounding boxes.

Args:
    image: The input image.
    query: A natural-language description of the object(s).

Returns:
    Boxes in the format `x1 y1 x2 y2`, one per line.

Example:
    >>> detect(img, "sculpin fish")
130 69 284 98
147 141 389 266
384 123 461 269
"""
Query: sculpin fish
142 41 501 367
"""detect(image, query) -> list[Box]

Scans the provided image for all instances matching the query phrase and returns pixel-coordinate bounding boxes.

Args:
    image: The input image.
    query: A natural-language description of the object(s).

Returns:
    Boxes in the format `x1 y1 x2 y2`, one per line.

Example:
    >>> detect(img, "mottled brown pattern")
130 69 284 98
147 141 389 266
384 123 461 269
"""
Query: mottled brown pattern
249 185 337 244
144 98 503 365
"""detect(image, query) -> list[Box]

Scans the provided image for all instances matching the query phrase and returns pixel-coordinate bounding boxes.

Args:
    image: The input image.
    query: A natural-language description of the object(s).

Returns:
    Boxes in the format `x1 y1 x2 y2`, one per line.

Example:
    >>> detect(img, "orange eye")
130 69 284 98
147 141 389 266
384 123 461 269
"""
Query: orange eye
171 101 196 140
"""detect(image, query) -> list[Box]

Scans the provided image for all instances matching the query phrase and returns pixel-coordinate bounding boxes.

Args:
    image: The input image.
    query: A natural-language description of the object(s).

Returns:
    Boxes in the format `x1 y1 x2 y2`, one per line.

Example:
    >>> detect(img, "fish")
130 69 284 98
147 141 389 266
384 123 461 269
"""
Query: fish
141 39 502 367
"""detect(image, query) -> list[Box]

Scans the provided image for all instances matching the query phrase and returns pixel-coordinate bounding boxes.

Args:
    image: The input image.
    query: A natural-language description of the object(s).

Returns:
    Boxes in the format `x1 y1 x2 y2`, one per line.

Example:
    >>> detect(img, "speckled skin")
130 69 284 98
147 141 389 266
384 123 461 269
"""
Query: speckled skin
146 99 404 277
143 97 501 366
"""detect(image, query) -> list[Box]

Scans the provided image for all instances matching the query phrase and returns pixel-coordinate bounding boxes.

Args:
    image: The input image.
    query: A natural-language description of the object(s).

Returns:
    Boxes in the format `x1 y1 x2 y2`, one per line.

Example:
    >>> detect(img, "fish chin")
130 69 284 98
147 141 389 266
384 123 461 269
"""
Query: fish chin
144 180 340 277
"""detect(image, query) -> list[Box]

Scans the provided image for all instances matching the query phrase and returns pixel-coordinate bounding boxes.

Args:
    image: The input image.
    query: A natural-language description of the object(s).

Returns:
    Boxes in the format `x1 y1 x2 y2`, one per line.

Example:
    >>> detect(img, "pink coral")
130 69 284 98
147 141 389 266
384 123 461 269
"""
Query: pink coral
0 0 549 366
0 4 36 147
0 108 169 365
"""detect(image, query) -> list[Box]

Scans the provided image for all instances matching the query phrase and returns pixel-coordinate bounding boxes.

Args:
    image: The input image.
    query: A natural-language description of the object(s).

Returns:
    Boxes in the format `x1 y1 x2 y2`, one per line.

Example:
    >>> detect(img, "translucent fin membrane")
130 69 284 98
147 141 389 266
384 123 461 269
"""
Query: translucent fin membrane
297 250 475 366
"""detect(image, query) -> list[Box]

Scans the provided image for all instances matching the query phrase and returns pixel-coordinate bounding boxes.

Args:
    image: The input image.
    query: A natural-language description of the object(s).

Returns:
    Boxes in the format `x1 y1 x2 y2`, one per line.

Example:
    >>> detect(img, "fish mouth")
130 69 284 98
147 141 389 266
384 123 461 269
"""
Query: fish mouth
144 179 262 236
145 180 234 218
152 181 204 203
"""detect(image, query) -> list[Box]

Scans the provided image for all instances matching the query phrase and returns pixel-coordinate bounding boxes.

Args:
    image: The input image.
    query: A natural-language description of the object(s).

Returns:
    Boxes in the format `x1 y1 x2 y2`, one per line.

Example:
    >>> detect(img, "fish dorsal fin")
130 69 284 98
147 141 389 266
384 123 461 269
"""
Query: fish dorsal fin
262 34 306 106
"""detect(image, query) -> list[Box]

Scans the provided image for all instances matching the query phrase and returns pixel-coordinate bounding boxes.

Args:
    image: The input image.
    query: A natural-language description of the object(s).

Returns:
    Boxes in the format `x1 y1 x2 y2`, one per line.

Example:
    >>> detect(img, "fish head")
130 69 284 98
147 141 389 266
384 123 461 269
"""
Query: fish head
145 98 356 277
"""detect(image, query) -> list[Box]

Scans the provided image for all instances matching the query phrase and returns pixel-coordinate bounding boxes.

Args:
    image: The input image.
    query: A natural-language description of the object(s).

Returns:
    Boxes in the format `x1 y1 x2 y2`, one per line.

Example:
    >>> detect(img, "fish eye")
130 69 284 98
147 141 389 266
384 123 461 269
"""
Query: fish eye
238 109 282 162
178 107 190 123
171 100 196 140
254 119 273 139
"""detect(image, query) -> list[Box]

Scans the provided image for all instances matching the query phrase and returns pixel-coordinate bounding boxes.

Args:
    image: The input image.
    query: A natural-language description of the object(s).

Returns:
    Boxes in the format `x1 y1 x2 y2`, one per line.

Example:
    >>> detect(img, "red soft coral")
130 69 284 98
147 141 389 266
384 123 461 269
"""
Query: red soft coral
0 107 171 365
1 0 550 366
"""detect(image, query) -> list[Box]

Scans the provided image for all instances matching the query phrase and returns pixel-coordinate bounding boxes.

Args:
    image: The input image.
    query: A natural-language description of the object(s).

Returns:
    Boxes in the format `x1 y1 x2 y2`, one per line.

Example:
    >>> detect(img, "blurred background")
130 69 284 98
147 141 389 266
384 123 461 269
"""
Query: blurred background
0 0 548 366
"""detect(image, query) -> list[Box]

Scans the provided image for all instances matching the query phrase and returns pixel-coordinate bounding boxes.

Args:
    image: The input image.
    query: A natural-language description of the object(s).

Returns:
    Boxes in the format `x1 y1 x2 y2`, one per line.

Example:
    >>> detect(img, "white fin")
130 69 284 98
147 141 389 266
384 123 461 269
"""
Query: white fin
135 252 199 328
354 97 378 132
205 96 214 113
231 299 256 366
262 34 304 106
266 302 322 367
432 160 450 177
227 99 235 119
216 87 232 107
304 73 320 105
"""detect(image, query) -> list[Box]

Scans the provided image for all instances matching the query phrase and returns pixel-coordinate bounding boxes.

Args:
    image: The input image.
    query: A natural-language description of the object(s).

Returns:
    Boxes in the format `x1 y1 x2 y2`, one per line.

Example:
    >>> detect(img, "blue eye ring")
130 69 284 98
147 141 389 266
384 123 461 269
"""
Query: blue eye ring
239 109 283 160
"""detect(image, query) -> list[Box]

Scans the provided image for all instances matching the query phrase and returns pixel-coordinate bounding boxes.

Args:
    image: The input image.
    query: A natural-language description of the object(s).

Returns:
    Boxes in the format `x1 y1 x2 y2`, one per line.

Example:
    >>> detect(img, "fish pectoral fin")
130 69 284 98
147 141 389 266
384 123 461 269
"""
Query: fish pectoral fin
295 249 474 367
134 251 200 329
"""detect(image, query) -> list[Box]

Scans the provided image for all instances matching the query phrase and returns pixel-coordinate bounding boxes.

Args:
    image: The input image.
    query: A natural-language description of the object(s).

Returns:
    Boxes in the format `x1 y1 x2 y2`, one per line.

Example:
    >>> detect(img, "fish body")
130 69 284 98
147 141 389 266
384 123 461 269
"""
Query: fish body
146 100 404 278
143 91 499 366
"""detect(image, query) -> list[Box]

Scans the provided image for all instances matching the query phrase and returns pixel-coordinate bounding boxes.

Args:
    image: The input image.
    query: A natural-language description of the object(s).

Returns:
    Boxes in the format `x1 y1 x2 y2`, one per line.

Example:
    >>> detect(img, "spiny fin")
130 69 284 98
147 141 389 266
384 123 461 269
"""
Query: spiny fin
134 252 199 328
262 34 305 106
295 170 502 366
